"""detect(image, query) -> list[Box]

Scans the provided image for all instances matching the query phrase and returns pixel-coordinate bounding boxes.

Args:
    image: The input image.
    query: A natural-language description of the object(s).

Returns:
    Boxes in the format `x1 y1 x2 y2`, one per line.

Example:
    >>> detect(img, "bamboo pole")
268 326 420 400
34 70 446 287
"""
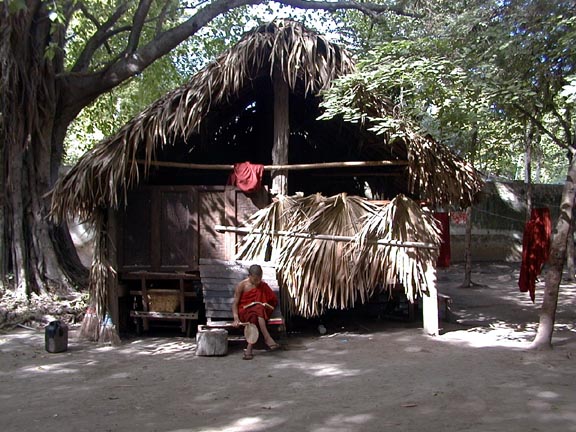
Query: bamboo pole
136 159 409 171
215 225 437 249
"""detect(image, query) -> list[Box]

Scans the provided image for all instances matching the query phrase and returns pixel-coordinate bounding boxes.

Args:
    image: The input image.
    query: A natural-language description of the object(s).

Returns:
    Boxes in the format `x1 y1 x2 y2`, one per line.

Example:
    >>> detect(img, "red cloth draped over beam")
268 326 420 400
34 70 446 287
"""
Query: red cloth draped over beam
238 282 278 324
519 208 552 302
228 162 264 193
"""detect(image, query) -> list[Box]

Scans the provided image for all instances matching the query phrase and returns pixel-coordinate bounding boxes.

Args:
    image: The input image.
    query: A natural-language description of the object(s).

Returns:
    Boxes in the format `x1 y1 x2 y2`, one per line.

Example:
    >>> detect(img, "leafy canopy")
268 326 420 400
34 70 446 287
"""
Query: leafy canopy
321 0 576 183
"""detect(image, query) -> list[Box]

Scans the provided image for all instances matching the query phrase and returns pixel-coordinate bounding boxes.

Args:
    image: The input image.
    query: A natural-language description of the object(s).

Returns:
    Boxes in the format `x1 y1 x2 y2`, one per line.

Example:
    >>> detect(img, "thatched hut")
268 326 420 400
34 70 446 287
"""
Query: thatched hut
52 21 482 337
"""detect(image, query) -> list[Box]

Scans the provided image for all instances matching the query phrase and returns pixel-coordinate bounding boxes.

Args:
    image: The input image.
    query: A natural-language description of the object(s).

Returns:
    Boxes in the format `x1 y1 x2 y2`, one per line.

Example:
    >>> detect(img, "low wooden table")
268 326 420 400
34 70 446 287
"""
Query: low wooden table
123 271 200 335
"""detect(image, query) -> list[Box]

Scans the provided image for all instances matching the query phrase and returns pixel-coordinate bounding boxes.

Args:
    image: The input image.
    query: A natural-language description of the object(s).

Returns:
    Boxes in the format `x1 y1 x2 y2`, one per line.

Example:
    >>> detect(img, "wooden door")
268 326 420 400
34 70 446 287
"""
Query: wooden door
118 185 268 272
158 188 198 270
119 186 198 272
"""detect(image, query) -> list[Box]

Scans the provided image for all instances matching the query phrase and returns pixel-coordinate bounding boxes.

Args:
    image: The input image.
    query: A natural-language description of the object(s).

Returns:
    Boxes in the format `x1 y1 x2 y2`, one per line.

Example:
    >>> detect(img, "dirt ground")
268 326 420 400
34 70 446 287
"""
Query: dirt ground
1 262 575 432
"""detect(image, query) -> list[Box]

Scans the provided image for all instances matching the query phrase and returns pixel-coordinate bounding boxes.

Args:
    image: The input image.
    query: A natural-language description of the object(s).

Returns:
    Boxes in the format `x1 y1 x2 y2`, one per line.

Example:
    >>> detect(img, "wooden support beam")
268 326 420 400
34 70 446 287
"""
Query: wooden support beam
422 266 439 336
272 68 289 195
215 225 438 249
136 159 409 171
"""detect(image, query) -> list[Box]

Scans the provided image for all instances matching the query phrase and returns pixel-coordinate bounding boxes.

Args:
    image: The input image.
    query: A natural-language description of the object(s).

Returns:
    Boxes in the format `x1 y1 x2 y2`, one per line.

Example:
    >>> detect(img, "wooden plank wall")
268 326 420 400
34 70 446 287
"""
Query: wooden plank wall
198 189 227 260
118 185 270 272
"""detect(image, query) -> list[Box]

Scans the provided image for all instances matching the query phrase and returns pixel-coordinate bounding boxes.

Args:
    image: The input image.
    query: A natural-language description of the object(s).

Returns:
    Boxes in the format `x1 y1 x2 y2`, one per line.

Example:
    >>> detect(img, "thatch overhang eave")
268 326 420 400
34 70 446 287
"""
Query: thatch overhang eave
403 132 484 209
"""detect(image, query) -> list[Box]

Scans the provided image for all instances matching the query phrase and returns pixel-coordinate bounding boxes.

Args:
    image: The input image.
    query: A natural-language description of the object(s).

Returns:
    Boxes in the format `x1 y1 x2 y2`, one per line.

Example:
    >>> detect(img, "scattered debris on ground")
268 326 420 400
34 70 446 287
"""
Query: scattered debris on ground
0 284 86 330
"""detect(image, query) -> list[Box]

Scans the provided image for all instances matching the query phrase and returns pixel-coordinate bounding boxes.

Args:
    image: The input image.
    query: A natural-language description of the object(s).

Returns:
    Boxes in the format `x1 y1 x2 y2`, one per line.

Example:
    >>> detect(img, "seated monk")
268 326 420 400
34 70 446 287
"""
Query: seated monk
232 264 280 360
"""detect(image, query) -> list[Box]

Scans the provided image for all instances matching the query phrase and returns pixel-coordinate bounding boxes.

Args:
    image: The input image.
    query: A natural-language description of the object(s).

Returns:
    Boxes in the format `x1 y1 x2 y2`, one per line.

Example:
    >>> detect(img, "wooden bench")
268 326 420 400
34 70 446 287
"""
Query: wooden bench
198 259 285 337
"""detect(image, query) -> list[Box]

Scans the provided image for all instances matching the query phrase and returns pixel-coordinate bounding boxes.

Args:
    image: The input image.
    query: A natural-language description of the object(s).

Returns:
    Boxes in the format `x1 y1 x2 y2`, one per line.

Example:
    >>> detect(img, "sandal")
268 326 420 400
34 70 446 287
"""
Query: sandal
266 343 281 351
242 351 254 360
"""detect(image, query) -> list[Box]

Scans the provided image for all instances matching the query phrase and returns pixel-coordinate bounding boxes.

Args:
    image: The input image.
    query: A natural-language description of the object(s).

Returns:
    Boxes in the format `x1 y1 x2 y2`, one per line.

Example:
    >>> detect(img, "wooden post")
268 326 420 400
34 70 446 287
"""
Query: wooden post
106 209 120 331
224 187 237 259
179 278 186 333
272 68 289 195
422 265 439 336
140 276 149 332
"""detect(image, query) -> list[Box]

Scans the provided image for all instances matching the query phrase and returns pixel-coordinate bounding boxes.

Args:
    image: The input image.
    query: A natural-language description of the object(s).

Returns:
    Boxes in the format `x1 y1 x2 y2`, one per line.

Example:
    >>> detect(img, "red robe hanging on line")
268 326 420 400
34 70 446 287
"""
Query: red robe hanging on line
434 212 451 268
228 162 264 193
518 208 551 302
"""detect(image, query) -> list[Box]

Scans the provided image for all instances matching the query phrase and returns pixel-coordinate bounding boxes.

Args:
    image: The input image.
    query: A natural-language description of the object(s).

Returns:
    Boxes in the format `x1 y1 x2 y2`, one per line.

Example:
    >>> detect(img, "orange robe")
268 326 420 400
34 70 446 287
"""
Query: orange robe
238 282 278 324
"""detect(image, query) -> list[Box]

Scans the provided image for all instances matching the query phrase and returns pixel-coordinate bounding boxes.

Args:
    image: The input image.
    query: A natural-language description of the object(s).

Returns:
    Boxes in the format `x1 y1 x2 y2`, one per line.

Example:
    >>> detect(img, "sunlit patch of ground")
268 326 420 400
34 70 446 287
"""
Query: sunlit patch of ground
437 262 576 349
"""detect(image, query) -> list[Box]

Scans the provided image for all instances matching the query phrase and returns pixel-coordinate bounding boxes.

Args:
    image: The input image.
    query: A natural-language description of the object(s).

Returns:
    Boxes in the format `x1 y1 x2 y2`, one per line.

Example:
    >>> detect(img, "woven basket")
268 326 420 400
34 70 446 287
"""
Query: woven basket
147 289 180 312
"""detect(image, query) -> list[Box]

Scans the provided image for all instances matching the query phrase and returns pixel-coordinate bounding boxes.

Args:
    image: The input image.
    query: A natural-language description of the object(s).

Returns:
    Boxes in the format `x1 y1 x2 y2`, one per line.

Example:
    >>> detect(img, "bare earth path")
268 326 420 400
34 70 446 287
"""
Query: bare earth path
1 262 575 432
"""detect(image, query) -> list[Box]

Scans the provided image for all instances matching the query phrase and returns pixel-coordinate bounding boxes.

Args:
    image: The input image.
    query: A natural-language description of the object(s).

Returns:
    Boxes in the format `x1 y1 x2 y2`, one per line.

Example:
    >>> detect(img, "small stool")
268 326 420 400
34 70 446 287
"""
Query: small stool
195 326 228 356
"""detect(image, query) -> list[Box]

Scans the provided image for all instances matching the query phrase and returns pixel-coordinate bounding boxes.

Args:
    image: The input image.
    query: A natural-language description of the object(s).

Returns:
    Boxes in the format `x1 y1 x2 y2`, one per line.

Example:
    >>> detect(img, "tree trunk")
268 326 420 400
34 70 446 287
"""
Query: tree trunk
1 3 87 296
461 206 474 287
566 204 576 281
531 152 576 349
534 128 542 183
0 114 6 283
524 121 533 221
461 126 478 288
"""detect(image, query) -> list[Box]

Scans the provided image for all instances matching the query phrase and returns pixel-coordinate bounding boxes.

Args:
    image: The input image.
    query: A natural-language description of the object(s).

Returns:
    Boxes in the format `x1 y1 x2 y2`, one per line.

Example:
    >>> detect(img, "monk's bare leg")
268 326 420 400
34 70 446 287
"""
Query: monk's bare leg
257 316 277 347
244 342 254 358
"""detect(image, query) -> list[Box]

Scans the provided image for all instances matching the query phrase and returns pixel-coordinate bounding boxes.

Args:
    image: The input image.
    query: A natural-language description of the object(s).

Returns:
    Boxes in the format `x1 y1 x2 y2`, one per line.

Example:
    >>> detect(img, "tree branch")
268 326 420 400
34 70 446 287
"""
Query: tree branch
550 104 572 146
155 0 173 37
125 0 153 54
514 104 568 149
80 26 135 73
71 1 131 73
279 0 421 19
61 0 416 113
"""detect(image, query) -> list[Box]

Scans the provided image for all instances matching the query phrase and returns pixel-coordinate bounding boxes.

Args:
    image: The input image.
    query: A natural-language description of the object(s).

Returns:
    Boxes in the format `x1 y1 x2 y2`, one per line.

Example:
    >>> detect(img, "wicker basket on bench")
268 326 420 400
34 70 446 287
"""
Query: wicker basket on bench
147 289 180 312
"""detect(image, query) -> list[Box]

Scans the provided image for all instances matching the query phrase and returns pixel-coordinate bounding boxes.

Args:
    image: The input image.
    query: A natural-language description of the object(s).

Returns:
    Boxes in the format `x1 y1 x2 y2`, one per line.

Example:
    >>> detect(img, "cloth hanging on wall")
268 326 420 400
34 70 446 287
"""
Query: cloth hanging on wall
518 208 552 302
228 162 264 193
434 212 451 268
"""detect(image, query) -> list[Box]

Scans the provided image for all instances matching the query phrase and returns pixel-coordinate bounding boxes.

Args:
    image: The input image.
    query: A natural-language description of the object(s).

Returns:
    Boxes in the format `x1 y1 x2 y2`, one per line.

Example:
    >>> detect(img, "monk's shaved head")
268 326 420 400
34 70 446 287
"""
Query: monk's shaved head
248 264 263 278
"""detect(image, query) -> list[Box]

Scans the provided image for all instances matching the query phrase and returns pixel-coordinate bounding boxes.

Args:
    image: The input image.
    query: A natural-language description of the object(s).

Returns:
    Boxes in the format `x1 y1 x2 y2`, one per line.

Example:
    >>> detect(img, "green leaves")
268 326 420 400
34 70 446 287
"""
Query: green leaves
7 0 27 14
560 75 576 106
322 0 575 182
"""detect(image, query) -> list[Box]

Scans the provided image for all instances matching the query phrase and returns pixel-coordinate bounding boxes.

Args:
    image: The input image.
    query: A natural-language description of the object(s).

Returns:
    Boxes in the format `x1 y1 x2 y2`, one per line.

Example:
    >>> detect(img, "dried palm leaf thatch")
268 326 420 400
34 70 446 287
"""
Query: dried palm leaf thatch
50 20 354 224
79 209 118 342
278 194 381 317
404 132 483 209
235 195 299 262
235 194 330 315
236 193 440 318
352 195 441 303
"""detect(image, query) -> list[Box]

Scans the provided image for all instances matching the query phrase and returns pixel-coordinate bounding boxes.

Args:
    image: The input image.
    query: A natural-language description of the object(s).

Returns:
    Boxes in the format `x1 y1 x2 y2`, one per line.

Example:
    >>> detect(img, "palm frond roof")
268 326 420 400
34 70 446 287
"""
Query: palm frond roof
51 20 482 223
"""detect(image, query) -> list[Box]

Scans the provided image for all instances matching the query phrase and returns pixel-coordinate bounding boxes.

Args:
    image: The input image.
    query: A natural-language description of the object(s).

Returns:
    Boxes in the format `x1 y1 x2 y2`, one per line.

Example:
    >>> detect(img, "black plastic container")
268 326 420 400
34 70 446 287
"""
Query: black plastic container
45 321 68 353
